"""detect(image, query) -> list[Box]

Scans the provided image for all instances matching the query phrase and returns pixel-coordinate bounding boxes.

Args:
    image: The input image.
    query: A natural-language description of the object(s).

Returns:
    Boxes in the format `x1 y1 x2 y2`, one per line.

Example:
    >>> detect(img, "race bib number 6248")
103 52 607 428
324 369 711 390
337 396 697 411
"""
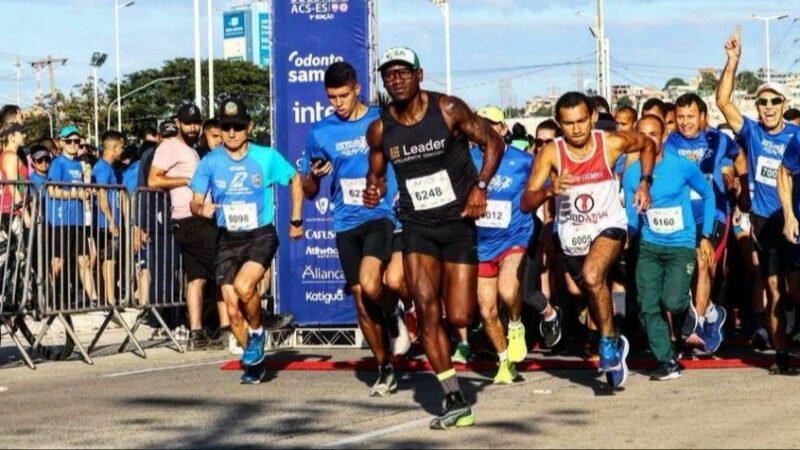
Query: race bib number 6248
406 170 456 211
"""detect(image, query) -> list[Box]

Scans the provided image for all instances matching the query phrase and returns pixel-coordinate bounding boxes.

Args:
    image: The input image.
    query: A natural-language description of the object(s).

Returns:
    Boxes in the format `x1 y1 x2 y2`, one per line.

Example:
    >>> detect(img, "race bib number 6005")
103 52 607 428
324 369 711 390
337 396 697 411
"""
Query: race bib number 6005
406 170 456 211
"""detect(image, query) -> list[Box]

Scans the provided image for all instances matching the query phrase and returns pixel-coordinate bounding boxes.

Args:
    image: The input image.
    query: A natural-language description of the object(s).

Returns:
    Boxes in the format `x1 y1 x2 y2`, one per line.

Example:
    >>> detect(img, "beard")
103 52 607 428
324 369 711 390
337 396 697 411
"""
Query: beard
180 129 199 147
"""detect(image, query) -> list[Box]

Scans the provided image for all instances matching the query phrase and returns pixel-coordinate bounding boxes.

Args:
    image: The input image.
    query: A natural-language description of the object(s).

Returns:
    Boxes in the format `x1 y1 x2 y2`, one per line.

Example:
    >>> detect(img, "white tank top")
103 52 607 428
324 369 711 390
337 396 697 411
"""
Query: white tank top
555 130 628 256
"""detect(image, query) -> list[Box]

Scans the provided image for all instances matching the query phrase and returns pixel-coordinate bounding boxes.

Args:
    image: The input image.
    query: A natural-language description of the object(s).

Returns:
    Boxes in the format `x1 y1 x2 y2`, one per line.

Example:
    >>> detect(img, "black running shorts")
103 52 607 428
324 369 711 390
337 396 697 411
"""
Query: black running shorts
402 219 478 264
215 225 279 286
335 218 394 287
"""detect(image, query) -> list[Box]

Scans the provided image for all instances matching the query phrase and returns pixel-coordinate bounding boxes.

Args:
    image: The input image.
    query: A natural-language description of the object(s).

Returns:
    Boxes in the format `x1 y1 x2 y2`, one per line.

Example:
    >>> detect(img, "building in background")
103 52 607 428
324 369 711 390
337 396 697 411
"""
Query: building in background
223 1 271 68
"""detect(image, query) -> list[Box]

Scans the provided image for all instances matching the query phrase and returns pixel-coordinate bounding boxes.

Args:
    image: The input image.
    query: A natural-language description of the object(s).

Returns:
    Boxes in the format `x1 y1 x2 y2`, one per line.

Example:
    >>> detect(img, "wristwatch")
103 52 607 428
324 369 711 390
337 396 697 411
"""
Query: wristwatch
290 219 303 227
476 180 488 191
639 174 653 185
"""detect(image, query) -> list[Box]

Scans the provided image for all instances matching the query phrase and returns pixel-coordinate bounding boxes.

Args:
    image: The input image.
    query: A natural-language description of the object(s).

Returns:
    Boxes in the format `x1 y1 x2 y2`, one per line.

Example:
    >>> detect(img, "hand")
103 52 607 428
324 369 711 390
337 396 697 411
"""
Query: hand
725 24 741 60
698 237 715 268
362 183 382 208
552 172 573 196
110 223 120 238
201 202 217 219
784 215 799 245
184 178 192 187
737 190 751 213
289 223 303 240
461 185 487 219
311 160 332 178
633 181 652 213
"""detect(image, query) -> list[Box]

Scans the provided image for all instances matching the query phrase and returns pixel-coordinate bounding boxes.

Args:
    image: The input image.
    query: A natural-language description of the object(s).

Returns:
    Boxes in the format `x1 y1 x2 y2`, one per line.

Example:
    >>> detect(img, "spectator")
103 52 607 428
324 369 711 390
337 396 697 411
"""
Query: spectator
784 108 800 126
92 130 125 305
509 122 531 151
29 145 50 190
197 118 221 158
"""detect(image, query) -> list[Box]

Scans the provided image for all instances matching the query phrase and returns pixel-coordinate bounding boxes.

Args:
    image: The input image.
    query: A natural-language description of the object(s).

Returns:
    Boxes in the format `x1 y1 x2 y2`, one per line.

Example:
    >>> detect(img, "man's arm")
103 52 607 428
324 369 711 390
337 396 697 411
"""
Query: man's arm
300 132 331 199
363 119 387 208
778 164 798 244
521 144 559 213
189 192 214 218
716 25 745 134
289 173 303 239
97 188 117 234
148 166 190 190
606 130 655 212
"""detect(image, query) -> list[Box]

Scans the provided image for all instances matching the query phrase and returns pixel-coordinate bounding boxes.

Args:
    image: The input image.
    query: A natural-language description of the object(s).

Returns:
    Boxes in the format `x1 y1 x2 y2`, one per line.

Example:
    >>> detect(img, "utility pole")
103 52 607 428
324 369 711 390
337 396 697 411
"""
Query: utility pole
14 57 21 105
30 56 67 104
596 0 610 100
575 67 585 92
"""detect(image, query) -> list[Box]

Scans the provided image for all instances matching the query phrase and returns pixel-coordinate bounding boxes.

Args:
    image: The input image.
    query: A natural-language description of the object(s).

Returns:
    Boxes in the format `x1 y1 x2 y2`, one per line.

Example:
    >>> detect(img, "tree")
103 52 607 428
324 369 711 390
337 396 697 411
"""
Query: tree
106 58 270 135
531 106 552 117
664 77 688 90
616 95 633 108
698 72 718 93
737 71 764 94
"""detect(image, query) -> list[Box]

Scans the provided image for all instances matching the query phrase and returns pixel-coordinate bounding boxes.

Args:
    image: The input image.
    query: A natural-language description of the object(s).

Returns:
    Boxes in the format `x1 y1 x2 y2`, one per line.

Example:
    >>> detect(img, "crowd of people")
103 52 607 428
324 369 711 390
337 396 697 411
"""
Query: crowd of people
2 26 800 431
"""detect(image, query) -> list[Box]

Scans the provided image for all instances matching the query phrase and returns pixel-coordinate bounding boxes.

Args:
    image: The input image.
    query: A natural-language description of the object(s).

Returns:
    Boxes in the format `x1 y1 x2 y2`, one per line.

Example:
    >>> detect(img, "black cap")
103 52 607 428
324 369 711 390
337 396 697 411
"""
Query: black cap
218 97 251 127
159 120 178 138
177 103 202 124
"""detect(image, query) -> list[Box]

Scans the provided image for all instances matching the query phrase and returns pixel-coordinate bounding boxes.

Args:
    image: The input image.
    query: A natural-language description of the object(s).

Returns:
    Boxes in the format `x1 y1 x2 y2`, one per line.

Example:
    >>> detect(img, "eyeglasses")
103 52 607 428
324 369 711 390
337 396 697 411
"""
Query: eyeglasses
381 68 416 82
756 97 784 107
63 139 81 145
34 158 51 164
534 138 554 148
221 123 247 132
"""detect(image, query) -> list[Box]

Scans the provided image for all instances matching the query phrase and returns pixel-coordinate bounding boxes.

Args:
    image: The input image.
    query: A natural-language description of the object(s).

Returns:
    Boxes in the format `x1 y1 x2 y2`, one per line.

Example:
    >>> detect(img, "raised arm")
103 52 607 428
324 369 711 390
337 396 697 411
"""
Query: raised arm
606 130 655 212
363 119 387 208
716 25 745 134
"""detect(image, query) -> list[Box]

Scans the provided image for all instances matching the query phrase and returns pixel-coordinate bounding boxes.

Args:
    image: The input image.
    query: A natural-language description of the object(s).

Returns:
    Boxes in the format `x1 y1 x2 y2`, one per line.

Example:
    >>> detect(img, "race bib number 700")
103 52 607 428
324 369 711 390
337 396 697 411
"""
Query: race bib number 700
755 156 779 187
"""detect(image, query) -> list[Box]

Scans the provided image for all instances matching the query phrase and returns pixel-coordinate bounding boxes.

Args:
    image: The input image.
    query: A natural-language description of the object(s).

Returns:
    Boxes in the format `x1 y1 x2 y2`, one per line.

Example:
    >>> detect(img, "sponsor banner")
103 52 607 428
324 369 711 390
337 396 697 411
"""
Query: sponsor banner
258 12 271 67
273 0 370 325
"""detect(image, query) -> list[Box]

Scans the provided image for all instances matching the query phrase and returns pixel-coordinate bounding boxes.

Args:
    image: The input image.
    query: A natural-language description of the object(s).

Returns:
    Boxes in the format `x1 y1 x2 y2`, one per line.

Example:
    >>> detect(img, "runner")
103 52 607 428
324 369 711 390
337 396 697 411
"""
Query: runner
363 47 504 429
663 93 743 353
301 61 409 397
521 91 656 388
614 106 637 133
625 115 715 380
664 102 677 135
641 98 667 121
190 97 303 384
716 26 800 374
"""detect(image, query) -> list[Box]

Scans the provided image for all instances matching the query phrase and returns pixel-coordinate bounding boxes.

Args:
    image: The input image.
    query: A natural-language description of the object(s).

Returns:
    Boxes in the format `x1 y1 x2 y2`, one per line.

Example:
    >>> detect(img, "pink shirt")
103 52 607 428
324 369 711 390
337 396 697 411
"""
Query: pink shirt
151 138 199 220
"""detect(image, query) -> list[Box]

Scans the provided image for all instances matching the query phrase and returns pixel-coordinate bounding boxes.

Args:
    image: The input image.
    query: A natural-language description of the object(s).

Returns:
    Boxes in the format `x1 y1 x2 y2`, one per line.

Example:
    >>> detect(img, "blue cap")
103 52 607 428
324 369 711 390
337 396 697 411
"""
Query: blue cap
58 125 81 139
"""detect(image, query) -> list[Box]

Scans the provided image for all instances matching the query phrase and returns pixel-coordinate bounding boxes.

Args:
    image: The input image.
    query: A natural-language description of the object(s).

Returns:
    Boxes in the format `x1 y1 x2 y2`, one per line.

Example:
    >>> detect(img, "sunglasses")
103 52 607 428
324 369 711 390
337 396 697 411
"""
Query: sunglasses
756 97 784 107
381 68 416 82
534 138 554 148
63 139 81 145
34 157 51 164
221 123 247 132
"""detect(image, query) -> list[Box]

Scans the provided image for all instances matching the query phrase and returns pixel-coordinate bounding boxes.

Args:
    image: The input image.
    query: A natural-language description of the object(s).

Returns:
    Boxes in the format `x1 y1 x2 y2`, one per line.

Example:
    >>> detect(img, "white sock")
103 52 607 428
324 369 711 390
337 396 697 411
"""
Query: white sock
509 318 523 328
698 316 706 326
460 340 469 348
498 350 508 362
250 326 264 336
705 304 719 324
542 308 557 322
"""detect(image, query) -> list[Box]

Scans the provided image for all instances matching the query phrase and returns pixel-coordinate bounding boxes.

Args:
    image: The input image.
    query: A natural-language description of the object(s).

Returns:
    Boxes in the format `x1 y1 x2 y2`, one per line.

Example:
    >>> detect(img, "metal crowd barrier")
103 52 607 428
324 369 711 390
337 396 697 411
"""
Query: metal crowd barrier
118 187 186 354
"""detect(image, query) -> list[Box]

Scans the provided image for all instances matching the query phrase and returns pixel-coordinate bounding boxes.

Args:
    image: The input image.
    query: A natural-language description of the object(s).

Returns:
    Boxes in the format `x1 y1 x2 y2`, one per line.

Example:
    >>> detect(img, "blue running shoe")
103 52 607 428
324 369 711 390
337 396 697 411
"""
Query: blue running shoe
240 363 266 385
605 335 629 388
598 335 620 372
703 306 727 353
242 331 266 367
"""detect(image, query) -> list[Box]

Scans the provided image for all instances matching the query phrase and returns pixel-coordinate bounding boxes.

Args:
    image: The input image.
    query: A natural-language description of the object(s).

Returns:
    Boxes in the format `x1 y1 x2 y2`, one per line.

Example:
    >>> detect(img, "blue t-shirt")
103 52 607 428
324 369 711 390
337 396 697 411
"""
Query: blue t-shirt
191 144 296 230
779 133 800 232
471 145 533 261
46 155 84 226
91 159 121 229
663 129 738 224
300 106 397 232
29 171 46 190
122 161 140 195
739 117 799 219
624 152 714 249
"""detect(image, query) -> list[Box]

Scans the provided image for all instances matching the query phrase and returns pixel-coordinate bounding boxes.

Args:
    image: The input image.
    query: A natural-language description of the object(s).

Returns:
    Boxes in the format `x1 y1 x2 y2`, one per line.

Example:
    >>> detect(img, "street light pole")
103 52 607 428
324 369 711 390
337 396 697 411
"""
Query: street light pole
114 0 135 130
751 13 789 83
194 0 203 112
430 0 451 95
106 75 186 131
207 0 215 117
91 52 108 145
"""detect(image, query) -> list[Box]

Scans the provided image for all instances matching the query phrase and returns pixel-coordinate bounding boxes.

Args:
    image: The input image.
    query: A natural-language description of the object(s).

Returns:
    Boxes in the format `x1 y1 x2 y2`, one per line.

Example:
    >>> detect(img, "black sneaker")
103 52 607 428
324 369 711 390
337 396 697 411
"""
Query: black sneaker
679 304 700 341
369 365 398 397
429 392 475 430
263 312 294 331
539 306 563 348
769 350 799 375
650 360 682 381
187 329 211 351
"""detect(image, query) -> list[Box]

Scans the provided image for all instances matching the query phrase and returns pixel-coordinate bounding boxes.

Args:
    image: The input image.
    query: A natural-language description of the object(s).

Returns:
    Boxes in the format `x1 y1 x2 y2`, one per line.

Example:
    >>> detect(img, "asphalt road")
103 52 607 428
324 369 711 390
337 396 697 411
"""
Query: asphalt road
1 338 799 449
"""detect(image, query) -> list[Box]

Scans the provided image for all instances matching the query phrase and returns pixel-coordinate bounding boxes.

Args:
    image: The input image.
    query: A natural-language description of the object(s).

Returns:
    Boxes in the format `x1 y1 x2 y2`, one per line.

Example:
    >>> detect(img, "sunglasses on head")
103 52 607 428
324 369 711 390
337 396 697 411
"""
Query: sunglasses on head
221 123 247 132
534 138 554 147
756 97 784 107
63 138 81 145
34 157 51 164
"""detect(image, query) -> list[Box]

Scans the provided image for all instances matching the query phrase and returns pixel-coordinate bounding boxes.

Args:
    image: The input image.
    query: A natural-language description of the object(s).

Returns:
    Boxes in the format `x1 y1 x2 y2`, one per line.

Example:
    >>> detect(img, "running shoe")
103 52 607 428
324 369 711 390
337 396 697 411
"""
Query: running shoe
703 306 727 353
649 359 682 381
369 366 398 397
493 359 517 385
240 363 266 385
451 342 471 364
685 323 705 347
539 306 563 348
405 307 419 343
241 331 266 367
263 312 294 331
187 329 212 351
769 350 798 375
601 335 629 388
680 304 700 341
429 392 475 430
387 306 411 356
750 326 770 350
507 323 527 363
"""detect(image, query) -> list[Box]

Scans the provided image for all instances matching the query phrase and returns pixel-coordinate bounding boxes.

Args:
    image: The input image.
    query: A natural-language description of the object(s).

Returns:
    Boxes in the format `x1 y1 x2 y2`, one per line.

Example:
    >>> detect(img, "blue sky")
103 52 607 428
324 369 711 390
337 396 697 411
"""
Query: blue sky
0 0 798 110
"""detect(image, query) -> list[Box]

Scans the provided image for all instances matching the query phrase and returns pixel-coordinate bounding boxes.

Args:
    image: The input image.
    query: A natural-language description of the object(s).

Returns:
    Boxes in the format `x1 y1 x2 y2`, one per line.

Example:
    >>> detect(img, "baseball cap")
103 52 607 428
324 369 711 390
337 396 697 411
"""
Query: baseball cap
755 82 787 99
58 125 81 139
378 47 421 72
177 103 202 124
159 120 178 138
477 106 505 124
217 97 251 127
30 145 50 161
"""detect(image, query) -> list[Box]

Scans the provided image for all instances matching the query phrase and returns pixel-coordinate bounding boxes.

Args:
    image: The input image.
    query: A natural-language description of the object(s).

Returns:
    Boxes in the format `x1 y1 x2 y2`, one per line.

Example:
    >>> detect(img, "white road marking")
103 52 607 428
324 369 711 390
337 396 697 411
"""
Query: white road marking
100 359 231 378
319 417 432 448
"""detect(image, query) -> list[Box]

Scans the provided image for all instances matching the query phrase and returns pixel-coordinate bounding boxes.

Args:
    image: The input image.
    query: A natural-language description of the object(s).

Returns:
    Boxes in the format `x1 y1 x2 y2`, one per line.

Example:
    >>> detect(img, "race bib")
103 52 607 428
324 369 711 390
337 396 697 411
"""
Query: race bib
406 170 456 211
690 173 714 201
755 156 779 187
647 206 684 234
476 200 512 229
223 203 257 231
340 177 366 206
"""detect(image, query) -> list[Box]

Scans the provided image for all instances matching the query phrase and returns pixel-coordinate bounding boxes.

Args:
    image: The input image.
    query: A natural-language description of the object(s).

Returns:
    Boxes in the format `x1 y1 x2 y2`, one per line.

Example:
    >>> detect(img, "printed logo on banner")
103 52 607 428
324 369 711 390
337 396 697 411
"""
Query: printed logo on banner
290 0 350 21
315 197 330 214
302 265 345 281
306 246 339 258
304 229 337 240
306 288 345 304
288 51 344 83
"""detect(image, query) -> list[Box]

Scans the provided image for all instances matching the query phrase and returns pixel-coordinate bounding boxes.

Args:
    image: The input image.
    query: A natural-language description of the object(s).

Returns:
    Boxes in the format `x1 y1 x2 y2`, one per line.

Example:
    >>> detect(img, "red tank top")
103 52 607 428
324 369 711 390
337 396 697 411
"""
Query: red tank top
0 151 30 215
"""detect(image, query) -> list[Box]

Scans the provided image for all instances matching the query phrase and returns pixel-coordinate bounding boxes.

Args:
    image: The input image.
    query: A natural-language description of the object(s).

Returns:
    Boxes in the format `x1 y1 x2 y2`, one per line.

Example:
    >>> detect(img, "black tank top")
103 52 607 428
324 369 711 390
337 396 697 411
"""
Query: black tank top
381 91 477 225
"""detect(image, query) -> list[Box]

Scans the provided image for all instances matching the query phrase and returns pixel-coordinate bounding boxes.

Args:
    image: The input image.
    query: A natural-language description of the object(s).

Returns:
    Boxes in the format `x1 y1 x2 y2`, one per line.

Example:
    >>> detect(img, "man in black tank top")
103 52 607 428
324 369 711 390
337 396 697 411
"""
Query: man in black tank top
363 47 504 430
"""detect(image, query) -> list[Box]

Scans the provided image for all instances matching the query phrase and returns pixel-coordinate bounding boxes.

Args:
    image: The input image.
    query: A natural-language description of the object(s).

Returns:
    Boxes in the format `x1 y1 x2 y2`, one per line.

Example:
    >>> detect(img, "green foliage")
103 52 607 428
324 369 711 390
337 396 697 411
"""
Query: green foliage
531 106 552 117
664 77 688 90
698 72 718 93
616 95 633 108
736 71 764 94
